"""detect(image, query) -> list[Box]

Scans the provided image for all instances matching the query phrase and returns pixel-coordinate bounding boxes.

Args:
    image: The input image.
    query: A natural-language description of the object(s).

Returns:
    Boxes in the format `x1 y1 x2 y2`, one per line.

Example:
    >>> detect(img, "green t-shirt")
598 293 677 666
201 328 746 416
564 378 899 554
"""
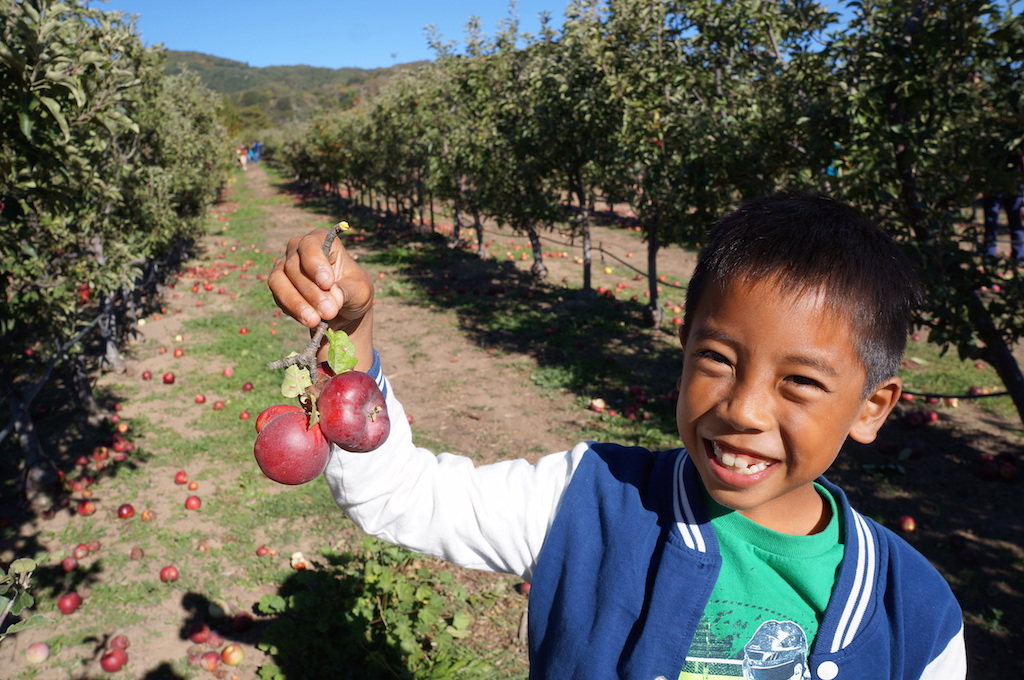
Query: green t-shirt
680 484 844 680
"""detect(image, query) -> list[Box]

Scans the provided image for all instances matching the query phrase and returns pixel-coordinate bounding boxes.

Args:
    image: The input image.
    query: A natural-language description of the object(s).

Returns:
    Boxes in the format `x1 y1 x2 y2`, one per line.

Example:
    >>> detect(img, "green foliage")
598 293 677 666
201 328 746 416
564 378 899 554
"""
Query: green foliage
256 537 489 679
275 0 1024 423
0 556 49 641
0 0 229 467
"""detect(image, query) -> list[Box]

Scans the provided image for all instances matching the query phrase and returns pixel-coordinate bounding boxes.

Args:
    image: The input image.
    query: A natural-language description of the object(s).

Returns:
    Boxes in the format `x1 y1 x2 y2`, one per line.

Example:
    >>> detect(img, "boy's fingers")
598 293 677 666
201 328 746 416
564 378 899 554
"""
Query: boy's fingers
268 266 325 328
269 229 370 329
269 234 333 327
295 232 338 290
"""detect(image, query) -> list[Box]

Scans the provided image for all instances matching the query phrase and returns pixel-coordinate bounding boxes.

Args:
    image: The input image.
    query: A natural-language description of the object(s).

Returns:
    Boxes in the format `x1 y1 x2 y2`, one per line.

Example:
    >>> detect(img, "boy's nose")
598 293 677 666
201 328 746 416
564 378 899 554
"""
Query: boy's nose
717 381 772 432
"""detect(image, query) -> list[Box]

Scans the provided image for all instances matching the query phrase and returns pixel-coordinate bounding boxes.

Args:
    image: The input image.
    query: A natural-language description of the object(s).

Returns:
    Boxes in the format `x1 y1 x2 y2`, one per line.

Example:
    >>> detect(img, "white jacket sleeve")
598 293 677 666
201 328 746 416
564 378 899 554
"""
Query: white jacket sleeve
920 624 967 680
321 375 589 582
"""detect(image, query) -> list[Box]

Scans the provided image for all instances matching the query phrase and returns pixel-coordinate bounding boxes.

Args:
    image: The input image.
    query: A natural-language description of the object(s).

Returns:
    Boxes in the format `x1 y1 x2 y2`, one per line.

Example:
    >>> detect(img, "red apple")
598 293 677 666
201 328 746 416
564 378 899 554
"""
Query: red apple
195 394 206 404
212 400 226 411
255 404 303 433
159 565 178 582
110 634 130 650
61 556 78 572
200 651 221 671
58 591 82 615
239 410 251 421
187 480 199 491
73 543 90 559
184 495 201 510
174 470 188 484
141 370 153 380
898 515 916 533
188 622 210 644
100 648 127 672
242 381 254 392
206 629 225 648
117 504 134 519
25 641 50 663
162 372 175 384
222 367 234 378
253 410 331 485
232 612 254 633
88 539 101 552
77 499 96 516
173 348 184 358
316 372 391 452
256 545 271 557
239 327 249 335
129 546 144 560
221 643 244 666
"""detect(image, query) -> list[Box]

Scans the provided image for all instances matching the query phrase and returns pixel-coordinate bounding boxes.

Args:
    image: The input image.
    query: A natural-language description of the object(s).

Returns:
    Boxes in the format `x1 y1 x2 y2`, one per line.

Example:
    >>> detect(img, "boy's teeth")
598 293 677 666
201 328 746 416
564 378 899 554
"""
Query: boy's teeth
713 442 769 475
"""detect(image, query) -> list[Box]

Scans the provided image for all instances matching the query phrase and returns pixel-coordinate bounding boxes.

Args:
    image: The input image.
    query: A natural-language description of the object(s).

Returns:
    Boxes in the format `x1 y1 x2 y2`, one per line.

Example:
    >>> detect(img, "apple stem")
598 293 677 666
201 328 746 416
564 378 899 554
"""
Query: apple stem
267 222 348 375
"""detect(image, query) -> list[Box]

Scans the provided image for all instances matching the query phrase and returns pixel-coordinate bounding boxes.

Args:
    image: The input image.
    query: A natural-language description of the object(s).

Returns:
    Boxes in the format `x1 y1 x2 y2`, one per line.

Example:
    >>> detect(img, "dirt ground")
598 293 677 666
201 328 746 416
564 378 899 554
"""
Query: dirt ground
3 165 1021 678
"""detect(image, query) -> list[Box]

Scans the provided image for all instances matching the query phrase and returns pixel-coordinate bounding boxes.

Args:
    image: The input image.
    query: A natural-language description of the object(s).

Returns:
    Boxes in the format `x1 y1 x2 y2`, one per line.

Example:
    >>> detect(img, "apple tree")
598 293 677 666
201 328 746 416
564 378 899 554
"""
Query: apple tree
0 0 227 503
823 0 1024 421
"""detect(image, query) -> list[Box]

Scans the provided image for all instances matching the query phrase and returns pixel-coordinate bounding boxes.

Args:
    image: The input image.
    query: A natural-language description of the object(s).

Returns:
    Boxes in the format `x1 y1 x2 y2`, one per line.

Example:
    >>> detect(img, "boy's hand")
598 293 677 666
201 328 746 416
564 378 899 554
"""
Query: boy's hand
269 229 375 369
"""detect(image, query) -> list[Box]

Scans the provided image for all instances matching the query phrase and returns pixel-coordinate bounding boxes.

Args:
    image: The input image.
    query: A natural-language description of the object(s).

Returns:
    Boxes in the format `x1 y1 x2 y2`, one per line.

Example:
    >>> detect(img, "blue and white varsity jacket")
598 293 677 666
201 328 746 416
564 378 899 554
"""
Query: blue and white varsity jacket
324 370 966 680
528 443 966 680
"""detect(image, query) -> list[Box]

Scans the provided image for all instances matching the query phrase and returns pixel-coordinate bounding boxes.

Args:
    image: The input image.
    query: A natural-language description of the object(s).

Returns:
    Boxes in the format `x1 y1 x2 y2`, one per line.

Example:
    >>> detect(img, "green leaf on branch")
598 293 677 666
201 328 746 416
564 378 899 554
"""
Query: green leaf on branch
325 329 358 374
9 558 36 574
280 362 313 399
5 614 50 635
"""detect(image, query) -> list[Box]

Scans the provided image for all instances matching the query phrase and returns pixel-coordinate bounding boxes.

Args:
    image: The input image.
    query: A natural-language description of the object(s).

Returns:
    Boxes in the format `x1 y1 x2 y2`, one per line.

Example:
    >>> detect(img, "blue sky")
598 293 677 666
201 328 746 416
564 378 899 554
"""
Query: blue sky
88 0 568 70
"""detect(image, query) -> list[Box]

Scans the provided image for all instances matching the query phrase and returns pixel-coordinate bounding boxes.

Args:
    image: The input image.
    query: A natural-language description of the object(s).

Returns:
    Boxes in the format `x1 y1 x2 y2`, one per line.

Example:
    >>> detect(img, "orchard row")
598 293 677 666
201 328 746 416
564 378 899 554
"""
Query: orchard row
274 0 1024 423
0 1 231 483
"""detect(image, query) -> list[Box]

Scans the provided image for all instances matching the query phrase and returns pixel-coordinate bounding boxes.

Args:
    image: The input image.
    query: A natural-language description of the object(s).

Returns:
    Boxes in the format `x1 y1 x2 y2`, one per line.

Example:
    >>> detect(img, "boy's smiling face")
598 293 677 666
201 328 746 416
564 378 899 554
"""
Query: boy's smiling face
676 277 901 535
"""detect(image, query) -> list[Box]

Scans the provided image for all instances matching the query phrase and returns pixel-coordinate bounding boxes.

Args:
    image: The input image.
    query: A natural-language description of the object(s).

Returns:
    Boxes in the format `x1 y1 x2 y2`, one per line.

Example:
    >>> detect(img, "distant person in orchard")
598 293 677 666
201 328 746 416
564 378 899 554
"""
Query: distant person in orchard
252 140 262 163
236 143 248 172
981 150 1024 261
268 191 966 679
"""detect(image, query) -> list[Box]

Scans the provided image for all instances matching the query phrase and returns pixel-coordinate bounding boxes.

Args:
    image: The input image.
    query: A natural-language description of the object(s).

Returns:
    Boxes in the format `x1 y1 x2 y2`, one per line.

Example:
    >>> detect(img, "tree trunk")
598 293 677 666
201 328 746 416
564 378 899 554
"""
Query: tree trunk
966 292 1024 423
572 176 593 293
453 182 464 243
470 198 485 259
67 354 106 427
526 225 548 280
99 294 125 372
9 390 57 510
643 210 663 327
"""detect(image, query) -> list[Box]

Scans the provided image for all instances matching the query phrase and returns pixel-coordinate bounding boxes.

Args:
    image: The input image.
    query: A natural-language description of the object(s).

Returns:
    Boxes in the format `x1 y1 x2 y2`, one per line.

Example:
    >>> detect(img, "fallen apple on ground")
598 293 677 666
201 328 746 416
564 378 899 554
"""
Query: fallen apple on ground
25 641 50 663
58 591 82 615
221 643 244 666
100 648 128 672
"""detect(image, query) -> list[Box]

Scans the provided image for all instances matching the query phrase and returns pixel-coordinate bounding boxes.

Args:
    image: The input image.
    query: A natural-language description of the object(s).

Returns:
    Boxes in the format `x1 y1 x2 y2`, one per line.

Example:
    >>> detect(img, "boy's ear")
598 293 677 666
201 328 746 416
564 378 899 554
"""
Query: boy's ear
849 377 902 444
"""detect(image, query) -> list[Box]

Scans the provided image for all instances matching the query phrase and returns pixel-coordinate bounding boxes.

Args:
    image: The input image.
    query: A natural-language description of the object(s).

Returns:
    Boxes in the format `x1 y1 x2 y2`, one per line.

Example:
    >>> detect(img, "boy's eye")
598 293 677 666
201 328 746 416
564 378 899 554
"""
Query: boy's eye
695 349 729 364
786 375 824 390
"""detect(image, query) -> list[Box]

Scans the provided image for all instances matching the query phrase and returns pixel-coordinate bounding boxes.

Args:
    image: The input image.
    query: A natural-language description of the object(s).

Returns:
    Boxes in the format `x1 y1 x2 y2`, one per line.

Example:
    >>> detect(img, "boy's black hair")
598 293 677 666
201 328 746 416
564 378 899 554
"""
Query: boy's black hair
684 191 923 392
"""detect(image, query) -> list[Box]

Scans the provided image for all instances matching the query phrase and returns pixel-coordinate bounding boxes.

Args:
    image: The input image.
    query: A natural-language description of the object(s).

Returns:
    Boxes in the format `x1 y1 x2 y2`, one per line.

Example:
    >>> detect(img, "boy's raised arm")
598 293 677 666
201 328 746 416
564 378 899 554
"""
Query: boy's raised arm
268 228 375 372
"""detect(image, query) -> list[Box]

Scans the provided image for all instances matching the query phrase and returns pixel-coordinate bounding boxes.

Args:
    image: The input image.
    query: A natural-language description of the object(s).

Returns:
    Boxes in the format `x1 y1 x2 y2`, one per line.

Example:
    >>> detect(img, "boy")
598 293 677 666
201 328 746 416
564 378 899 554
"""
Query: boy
268 192 966 679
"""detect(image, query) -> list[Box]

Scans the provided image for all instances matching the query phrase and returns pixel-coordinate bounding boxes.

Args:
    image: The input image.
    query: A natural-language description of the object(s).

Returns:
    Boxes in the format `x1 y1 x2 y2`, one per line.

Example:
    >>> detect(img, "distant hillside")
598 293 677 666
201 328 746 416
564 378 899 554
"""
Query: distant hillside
163 50 429 129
